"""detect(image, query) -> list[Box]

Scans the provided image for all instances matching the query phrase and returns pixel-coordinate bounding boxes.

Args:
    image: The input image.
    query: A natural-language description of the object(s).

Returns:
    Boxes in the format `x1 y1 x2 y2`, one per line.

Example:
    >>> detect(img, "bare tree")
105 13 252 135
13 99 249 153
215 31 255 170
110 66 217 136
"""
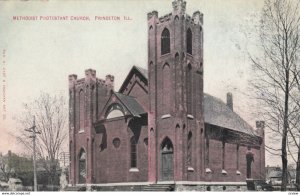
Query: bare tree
14 92 68 187
0 154 11 182
291 60 300 190
249 0 300 191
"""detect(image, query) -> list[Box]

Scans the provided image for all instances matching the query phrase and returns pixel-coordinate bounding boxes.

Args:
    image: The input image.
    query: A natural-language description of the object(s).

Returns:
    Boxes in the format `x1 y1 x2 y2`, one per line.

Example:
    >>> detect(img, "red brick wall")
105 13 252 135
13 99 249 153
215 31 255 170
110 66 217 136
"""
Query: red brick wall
238 145 247 180
225 143 238 181
209 139 223 181
208 139 263 182
94 117 148 183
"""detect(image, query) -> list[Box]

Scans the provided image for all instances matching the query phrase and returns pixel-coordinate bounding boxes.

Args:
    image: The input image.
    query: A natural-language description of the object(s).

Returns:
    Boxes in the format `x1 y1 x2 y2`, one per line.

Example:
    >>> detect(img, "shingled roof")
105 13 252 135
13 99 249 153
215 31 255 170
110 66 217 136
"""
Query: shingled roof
203 93 256 136
114 92 146 117
119 66 257 137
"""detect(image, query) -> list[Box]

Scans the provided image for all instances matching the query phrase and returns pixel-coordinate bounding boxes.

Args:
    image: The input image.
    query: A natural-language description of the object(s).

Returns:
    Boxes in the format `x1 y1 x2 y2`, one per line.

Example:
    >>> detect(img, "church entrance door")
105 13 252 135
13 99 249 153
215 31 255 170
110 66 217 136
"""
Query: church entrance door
78 149 86 184
161 137 174 181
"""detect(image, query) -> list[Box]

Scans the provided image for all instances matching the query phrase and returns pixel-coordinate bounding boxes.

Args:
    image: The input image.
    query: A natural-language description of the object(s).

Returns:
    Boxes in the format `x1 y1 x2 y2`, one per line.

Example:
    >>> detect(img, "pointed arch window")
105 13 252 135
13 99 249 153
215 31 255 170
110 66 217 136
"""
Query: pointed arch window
161 137 174 180
79 90 85 132
161 28 170 55
162 63 171 114
187 131 192 165
186 64 192 114
187 28 192 55
130 137 137 168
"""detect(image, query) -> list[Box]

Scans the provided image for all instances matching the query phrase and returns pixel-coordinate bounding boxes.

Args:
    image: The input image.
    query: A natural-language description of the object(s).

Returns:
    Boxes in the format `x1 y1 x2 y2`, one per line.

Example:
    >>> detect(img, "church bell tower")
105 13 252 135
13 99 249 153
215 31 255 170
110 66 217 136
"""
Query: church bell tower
147 0 205 182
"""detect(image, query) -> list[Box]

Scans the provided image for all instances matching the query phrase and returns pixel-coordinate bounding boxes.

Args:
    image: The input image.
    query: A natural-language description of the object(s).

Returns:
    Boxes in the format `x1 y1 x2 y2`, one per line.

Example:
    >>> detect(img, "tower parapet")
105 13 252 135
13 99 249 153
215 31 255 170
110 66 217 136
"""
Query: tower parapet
85 68 96 82
172 0 186 15
68 74 78 88
147 11 158 20
105 74 114 89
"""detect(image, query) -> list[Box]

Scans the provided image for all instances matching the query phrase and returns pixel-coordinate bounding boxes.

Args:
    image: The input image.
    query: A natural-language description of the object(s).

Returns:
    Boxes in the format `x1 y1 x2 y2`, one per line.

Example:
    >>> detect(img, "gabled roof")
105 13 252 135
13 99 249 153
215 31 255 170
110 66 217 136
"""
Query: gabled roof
117 66 257 137
114 92 146 117
134 66 148 80
203 93 256 136
119 65 148 93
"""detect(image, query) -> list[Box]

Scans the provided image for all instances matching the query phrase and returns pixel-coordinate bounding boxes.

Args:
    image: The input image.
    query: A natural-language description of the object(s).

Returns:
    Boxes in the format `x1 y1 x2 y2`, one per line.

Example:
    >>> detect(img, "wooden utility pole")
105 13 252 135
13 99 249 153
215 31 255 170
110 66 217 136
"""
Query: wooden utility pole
25 116 40 191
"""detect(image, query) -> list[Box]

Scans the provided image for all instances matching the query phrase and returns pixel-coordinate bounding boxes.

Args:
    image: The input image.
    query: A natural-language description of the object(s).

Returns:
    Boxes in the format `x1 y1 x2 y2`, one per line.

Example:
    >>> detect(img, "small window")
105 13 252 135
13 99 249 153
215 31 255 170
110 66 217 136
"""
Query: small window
79 90 85 131
161 28 170 55
187 131 192 165
130 137 137 168
187 28 192 55
113 138 121 148
144 138 148 147
186 64 192 114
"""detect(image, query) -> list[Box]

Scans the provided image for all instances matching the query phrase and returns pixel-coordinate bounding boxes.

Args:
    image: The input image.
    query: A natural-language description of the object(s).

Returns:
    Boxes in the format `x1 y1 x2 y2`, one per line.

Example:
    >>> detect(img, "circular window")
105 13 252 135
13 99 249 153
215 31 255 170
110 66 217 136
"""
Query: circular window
113 138 121 148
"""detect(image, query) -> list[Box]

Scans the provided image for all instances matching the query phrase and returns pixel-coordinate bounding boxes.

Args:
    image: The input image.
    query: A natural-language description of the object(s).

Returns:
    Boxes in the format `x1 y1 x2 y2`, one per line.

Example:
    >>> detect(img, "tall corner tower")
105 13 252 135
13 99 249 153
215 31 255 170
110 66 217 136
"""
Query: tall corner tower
68 69 113 185
147 0 205 182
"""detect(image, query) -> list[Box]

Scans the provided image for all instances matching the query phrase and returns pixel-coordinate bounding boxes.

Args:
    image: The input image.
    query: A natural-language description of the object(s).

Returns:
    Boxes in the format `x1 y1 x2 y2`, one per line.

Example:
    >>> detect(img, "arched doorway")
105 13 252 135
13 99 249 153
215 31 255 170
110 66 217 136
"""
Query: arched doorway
161 137 174 181
78 148 86 184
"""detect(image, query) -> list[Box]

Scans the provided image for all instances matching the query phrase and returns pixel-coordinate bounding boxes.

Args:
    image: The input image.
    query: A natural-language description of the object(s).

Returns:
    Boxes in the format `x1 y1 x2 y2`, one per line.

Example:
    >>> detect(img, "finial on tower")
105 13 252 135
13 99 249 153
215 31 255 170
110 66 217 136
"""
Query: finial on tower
172 0 186 14
68 74 77 88
147 11 158 20
192 11 204 25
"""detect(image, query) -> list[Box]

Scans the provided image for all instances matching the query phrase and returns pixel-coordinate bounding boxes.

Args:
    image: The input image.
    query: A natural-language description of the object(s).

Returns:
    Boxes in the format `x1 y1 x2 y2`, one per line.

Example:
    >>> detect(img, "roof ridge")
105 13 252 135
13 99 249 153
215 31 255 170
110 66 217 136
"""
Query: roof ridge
114 92 136 99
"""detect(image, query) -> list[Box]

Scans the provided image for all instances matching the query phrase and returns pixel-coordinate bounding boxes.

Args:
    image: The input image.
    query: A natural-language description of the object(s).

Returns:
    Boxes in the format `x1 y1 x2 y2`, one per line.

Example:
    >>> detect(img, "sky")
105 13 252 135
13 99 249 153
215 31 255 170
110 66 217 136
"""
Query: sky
0 0 283 166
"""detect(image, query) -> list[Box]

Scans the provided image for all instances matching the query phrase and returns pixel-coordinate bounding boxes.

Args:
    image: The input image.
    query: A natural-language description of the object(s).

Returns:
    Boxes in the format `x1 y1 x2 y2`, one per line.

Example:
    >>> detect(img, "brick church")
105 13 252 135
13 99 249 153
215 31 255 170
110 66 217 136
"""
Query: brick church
68 0 265 190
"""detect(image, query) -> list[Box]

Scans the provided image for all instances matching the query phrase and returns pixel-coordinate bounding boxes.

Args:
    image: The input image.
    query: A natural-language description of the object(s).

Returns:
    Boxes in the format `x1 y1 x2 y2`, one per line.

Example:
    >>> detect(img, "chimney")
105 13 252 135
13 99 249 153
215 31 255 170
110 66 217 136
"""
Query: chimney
256 121 265 129
256 120 265 137
8 150 12 157
226 92 233 111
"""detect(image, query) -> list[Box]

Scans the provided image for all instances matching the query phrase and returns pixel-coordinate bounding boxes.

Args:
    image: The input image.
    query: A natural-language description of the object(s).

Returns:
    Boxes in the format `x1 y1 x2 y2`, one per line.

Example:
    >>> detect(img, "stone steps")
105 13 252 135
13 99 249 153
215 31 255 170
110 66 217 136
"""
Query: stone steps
64 186 86 191
143 184 174 191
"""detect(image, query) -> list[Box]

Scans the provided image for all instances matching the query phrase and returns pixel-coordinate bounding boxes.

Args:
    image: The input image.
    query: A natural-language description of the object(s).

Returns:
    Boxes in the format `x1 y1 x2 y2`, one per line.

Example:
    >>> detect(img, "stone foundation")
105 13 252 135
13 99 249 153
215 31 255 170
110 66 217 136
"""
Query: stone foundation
175 184 247 191
72 182 248 191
